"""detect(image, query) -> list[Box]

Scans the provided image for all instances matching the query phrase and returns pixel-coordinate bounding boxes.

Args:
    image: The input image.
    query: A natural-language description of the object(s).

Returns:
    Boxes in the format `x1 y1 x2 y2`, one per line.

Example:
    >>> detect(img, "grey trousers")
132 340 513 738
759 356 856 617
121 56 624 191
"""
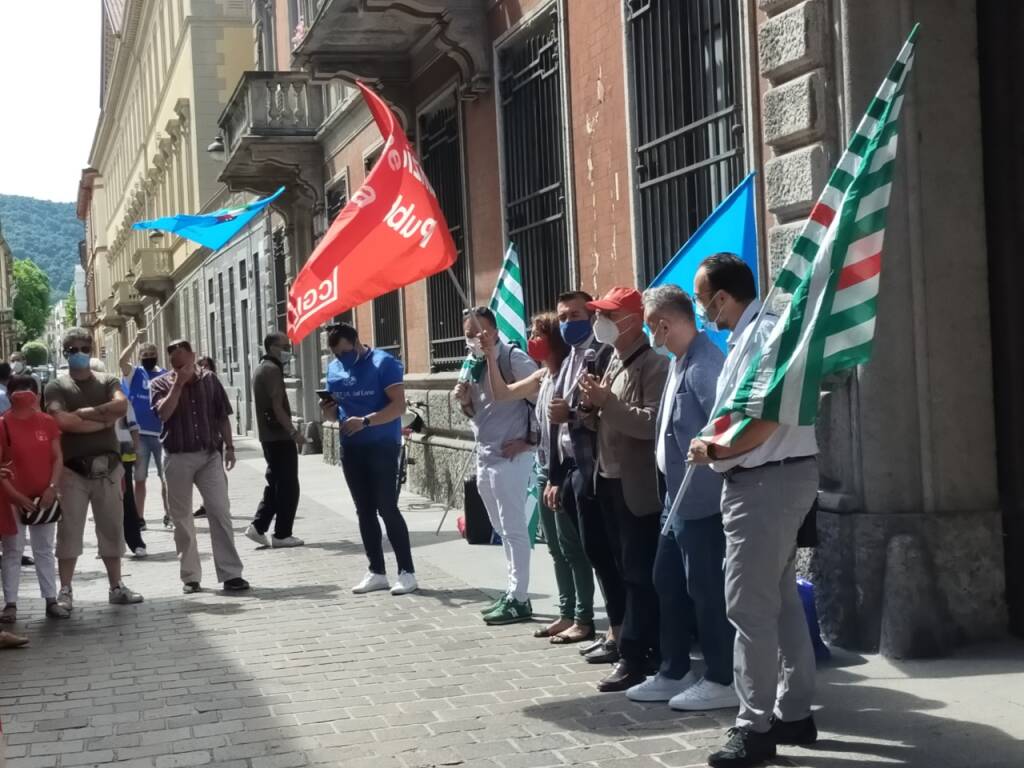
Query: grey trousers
722 459 818 733
164 450 244 585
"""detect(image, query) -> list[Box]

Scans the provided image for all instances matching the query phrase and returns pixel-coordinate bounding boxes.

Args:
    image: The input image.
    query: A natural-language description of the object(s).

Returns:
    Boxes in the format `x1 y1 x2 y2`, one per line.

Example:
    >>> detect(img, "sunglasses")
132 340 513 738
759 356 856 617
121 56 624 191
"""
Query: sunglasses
166 342 192 355
65 346 92 355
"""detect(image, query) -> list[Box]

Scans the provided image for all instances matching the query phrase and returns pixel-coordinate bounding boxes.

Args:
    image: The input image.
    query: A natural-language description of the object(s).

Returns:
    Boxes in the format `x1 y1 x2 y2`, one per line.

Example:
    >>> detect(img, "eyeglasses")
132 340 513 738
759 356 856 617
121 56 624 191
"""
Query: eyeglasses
64 346 92 355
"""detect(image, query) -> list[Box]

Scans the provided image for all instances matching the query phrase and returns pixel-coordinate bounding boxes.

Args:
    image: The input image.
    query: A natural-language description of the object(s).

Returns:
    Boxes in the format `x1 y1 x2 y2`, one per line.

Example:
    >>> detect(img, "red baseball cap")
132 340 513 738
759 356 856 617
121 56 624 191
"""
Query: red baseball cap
586 286 643 316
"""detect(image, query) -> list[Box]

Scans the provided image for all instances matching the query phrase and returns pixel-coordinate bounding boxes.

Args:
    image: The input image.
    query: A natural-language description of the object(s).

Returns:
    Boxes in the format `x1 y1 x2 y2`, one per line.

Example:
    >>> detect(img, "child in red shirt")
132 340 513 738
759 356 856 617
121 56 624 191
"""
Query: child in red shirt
0 376 66 622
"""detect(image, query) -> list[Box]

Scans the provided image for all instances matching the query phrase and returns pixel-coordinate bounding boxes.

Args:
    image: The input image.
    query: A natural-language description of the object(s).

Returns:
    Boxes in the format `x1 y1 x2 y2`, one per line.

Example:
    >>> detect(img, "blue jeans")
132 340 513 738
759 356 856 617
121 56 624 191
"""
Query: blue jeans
341 440 414 575
654 513 734 685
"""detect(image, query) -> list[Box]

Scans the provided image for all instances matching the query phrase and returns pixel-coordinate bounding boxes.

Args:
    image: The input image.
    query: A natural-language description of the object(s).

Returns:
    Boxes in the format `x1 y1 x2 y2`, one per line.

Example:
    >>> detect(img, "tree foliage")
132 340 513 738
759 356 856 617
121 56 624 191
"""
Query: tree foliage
0 194 84 301
21 340 48 366
12 259 50 343
64 284 77 327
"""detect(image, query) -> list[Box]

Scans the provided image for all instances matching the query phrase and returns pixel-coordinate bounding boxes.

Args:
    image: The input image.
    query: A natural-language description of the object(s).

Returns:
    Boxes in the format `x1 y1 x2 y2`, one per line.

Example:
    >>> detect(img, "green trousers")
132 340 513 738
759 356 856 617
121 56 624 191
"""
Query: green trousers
537 473 595 624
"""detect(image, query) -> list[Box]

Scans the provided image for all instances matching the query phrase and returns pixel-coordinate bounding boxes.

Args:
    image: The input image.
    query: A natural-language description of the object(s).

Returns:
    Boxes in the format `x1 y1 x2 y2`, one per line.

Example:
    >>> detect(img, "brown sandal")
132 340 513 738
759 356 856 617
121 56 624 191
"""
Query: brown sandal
550 623 596 645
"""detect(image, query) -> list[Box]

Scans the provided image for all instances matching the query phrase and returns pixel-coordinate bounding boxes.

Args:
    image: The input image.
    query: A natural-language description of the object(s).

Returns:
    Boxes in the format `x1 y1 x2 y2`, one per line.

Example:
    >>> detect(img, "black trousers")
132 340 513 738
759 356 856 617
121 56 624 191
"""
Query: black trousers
597 476 661 666
253 440 300 540
568 466 626 627
122 460 146 552
341 441 414 575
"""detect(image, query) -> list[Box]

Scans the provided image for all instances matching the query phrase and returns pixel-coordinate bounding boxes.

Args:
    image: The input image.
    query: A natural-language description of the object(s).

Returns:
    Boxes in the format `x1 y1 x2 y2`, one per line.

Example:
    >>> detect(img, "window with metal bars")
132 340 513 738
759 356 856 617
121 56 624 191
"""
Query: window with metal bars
498 10 573 319
325 177 354 326
626 0 745 285
419 95 468 372
364 145 403 358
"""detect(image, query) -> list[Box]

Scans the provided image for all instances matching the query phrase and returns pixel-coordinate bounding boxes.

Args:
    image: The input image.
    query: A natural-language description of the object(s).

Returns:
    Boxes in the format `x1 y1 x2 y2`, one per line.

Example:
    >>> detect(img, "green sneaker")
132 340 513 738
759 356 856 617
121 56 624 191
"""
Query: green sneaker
480 594 508 615
484 598 533 625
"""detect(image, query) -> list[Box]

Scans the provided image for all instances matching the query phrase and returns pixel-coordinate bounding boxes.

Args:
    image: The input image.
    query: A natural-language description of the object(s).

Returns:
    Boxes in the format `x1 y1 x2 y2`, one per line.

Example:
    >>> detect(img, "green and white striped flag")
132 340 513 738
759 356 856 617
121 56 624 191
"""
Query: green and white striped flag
704 25 919 446
459 243 527 381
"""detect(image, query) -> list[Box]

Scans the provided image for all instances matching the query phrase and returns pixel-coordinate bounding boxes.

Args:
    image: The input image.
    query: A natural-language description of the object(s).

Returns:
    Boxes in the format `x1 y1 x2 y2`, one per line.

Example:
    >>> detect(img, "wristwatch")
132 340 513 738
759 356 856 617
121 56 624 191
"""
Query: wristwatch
362 416 372 428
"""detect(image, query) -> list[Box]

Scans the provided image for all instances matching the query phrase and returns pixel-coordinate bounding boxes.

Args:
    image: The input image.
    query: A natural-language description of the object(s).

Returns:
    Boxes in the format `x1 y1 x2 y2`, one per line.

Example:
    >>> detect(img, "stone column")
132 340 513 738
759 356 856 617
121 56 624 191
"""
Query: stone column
757 0 1006 653
283 202 322 428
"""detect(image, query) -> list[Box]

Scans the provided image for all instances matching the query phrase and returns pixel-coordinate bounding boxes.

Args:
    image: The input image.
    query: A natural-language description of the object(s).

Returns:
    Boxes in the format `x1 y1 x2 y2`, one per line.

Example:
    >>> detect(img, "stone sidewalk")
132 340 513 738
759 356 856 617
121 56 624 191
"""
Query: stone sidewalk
1 439 1022 768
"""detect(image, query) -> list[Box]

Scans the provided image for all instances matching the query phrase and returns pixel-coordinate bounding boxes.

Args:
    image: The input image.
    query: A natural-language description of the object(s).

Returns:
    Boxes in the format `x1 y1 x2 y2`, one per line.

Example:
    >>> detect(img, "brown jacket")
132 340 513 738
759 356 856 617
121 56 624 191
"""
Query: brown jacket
585 336 669 516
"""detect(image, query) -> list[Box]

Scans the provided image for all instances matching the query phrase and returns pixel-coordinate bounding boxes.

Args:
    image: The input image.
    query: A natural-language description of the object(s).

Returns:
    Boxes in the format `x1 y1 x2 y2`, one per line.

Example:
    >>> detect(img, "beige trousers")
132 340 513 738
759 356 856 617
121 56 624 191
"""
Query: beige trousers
164 450 244 585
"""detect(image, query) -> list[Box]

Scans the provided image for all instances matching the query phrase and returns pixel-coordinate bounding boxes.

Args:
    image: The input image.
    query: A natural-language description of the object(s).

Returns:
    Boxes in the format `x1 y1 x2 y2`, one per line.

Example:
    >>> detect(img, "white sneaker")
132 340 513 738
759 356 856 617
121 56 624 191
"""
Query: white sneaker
245 524 271 548
133 546 148 559
627 671 699 702
390 572 418 595
668 677 740 711
57 585 73 612
352 572 389 594
271 536 305 548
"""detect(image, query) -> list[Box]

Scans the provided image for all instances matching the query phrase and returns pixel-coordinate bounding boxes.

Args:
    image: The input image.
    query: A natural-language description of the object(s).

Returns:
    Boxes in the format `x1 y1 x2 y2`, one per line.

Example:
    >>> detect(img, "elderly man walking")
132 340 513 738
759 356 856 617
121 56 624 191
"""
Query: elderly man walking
150 339 249 594
43 328 144 609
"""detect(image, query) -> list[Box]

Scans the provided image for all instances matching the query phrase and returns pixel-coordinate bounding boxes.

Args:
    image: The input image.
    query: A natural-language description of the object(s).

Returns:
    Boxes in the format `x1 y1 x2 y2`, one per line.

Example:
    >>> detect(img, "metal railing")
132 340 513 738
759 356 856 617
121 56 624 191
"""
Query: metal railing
373 290 403 361
627 0 745 284
220 72 325 157
499 10 572 319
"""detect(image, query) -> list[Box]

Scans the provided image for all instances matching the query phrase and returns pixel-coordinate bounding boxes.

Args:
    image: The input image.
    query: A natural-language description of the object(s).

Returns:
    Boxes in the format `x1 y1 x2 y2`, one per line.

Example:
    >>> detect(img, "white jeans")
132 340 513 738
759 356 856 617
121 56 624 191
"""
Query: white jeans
2 517 58 604
476 452 535 602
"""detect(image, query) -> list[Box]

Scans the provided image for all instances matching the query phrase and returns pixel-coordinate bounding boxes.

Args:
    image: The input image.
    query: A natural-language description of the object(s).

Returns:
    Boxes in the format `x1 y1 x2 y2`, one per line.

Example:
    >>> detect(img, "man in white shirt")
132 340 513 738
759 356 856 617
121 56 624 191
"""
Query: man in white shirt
687 254 819 768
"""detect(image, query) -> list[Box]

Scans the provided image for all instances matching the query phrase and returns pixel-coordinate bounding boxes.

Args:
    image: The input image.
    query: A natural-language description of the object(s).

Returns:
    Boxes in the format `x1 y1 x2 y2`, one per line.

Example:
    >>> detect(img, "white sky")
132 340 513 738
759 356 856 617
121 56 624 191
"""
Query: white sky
0 1 101 202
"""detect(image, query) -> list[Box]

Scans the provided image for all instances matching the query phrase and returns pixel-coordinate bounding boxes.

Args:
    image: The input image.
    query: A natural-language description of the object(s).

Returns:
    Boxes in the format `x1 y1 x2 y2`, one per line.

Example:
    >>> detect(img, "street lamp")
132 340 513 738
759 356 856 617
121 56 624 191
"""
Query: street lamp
207 134 226 163
148 229 164 243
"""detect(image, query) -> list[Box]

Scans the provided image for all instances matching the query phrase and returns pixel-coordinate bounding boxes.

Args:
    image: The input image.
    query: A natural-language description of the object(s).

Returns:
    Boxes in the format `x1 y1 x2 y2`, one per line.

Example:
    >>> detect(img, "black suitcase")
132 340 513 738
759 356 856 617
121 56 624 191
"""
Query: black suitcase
463 477 494 545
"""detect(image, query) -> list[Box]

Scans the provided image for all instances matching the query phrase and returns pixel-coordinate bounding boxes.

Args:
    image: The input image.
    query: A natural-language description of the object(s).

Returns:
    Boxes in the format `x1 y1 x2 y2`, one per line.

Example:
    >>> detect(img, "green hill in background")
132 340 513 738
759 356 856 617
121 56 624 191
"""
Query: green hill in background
0 194 85 302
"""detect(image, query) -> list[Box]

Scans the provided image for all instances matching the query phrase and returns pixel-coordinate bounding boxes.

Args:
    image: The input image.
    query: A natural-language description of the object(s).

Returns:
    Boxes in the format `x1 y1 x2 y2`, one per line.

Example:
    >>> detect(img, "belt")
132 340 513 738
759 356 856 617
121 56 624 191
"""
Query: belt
723 455 816 482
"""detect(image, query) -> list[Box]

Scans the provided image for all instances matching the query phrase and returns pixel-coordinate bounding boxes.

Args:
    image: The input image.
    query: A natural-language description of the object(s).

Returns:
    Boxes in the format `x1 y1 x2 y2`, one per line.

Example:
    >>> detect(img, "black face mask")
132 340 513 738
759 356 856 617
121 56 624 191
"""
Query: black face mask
141 358 158 371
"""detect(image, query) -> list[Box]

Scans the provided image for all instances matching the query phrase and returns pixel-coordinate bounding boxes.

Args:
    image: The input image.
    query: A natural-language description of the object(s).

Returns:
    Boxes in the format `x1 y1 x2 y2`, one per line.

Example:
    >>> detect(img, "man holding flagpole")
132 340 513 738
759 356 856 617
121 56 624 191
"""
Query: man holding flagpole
454 306 539 626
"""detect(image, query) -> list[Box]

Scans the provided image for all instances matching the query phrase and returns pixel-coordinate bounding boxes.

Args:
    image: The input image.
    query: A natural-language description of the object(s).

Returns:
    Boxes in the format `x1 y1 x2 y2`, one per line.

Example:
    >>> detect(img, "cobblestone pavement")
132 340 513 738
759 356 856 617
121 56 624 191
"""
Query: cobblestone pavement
3 440 1023 768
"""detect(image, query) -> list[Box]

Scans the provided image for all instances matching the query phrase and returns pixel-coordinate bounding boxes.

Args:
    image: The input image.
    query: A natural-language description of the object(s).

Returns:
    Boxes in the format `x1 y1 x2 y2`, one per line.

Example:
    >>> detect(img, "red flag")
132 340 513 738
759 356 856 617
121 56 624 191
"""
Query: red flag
287 82 458 344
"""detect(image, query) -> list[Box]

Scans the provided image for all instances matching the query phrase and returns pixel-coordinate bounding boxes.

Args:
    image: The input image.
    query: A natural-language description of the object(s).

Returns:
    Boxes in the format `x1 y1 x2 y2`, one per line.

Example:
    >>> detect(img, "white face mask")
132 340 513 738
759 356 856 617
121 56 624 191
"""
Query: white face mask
466 337 484 359
278 350 293 366
12 361 25 374
593 315 624 345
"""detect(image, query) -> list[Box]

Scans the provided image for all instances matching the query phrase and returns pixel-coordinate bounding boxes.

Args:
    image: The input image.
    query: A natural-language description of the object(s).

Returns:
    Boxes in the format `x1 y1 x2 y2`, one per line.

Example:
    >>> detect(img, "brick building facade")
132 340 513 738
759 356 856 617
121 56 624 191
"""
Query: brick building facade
207 0 1020 652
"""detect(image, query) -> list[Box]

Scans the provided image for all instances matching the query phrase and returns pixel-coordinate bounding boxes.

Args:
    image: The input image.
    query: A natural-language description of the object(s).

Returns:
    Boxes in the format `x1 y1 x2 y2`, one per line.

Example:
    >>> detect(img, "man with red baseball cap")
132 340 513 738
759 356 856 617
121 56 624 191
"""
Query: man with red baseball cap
578 286 668 693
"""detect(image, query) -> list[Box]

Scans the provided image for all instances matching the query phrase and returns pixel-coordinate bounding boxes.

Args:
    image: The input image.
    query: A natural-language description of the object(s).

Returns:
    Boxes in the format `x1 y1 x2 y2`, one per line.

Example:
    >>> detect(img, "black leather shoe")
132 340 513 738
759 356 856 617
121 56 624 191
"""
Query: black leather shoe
596 660 646 692
708 727 776 768
584 639 620 665
223 577 250 591
768 714 818 745
21 556 34 567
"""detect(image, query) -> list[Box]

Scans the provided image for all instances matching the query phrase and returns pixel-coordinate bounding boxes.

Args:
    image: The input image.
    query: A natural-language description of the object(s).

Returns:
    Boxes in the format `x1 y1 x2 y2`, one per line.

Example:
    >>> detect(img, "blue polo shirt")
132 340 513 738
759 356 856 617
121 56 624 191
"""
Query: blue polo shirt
326 348 403 446
125 366 166 436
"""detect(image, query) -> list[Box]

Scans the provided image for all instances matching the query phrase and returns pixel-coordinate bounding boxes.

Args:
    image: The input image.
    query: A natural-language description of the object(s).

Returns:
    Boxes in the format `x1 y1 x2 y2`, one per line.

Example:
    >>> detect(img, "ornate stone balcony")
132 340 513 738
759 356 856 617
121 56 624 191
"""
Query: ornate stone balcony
132 248 174 299
291 0 491 123
80 310 100 328
217 71 325 206
99 296 122 328
112 281 144 318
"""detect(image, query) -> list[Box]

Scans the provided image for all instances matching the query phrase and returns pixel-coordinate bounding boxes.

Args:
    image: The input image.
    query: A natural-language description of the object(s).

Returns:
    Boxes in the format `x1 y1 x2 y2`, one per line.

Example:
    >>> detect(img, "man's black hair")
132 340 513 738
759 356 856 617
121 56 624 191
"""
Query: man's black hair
556 290 594 305
7 375 39 395
263 331 289 354
327 323 359 348
699 253 757 303
463 306 497 329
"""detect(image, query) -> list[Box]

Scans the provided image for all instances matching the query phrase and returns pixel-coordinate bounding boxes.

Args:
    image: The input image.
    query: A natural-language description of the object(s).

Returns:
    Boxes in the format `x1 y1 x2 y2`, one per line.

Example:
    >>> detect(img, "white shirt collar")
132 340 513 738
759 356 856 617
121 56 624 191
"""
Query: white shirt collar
728 300 762 350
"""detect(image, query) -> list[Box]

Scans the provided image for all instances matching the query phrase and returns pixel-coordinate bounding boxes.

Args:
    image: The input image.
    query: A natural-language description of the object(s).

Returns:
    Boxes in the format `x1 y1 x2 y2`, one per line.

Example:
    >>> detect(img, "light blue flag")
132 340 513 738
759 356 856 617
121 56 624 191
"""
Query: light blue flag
132 187 285 251
649 173 759 352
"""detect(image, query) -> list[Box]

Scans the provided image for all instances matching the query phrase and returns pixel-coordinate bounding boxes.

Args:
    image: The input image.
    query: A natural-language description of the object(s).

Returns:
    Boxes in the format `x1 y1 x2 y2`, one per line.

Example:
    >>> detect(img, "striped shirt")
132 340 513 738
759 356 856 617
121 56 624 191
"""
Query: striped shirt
150 368 234 454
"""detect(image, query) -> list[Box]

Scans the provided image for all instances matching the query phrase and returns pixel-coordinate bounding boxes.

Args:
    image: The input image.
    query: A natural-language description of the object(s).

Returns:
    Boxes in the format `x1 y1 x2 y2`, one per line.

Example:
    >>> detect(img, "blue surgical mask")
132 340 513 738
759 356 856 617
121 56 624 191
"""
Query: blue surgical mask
646 323 673 358
278 350 293 366
696 291 724 334
68 352 91 370
335 350 358 368
560 319 592 347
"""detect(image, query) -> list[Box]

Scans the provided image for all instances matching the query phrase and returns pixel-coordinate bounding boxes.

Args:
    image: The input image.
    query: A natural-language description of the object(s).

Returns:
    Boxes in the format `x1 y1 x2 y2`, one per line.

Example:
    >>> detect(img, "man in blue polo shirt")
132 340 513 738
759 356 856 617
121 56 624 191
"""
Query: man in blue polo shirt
324 323 417 596
119 334 169 528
